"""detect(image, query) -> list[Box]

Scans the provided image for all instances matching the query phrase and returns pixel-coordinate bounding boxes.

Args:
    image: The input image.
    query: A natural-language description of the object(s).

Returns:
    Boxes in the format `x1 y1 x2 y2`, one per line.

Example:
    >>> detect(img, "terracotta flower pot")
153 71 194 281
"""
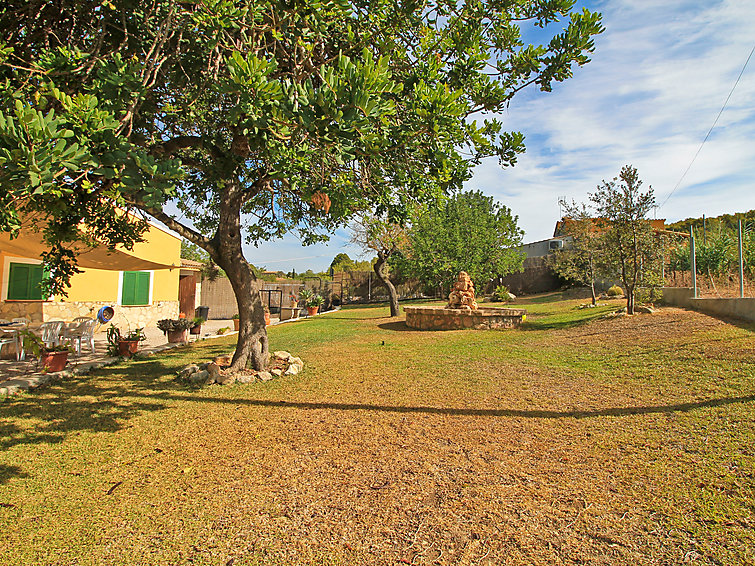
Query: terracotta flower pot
166 329 187 344
307 306 319 316
264 312 271 326
190 325 201 335
117 340 139 357
40 350 68 372
233 319 240 331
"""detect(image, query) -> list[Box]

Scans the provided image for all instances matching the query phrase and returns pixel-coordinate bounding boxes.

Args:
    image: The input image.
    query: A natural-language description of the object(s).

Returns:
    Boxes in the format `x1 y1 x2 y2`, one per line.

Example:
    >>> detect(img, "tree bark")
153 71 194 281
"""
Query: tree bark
374 252 399 317
211 178 269 371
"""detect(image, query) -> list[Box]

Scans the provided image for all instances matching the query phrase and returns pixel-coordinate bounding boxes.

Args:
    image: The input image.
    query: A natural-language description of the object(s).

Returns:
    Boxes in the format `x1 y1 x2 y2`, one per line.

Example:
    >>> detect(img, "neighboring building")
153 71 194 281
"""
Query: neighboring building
0 220 186 329
502 217 675 295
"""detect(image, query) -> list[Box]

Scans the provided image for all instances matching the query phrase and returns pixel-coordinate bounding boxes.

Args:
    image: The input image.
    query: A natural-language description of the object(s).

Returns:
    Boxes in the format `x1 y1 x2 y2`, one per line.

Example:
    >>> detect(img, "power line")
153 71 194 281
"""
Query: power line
659 42 755 209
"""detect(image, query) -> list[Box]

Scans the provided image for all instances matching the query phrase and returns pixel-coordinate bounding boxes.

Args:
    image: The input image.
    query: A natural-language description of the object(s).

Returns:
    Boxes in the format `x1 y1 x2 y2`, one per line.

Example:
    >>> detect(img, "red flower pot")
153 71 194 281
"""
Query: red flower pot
233 319 240 331
190 325 201 335
264 312 271 326
307 306 319 316
40 350 68 372
117 340 140 357
166 330 187 344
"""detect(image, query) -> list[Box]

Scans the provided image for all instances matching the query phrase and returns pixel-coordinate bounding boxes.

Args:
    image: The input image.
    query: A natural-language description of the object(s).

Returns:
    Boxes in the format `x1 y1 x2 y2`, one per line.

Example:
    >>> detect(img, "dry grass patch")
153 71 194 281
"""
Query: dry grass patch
1 294 753 565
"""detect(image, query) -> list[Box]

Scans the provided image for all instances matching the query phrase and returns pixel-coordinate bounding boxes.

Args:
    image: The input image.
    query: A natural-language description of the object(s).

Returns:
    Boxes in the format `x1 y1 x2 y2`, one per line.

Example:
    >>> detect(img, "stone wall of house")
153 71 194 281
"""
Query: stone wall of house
0 301 44 322
405 306 526 330
42 301 179 329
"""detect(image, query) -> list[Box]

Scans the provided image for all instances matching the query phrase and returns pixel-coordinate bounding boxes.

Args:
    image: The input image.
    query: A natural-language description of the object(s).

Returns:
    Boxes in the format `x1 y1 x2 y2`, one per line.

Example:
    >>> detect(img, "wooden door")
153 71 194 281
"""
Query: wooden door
178 273 197 318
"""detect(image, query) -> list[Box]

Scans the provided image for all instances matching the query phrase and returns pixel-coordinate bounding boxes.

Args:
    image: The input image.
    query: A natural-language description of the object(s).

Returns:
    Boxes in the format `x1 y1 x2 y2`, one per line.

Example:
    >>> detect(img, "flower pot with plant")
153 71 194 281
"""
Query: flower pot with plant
306 293 324 316
21 330 71 372
190 316 205 335
289 293 299 309
106 325 147 357
157 318 192 343
231 314 240 331
263 305 271 326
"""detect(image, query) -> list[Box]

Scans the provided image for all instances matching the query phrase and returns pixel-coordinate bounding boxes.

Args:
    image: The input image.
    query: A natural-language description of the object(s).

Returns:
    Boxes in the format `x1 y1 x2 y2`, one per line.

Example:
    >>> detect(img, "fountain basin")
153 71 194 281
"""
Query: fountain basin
404 306 527 331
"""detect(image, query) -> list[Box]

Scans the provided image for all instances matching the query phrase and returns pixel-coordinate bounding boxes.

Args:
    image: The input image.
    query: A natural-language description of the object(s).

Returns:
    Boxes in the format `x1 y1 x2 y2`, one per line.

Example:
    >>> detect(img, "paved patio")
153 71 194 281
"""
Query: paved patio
0 318 242 392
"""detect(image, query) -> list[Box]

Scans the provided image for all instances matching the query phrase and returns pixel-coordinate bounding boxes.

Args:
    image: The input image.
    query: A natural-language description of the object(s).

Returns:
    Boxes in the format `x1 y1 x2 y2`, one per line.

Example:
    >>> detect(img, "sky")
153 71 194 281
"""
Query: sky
239 0 755 273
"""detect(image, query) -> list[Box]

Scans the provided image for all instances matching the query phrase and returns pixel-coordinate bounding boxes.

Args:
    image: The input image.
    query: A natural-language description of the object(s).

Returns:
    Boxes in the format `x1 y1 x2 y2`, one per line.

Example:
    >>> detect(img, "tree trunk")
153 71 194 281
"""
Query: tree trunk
589 256 596 306
213 179 269 371
374 253 399 317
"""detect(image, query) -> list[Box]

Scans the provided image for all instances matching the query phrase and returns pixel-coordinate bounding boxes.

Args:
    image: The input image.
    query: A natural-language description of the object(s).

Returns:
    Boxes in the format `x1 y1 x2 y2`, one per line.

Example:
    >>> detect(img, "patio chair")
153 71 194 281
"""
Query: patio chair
63 318 97 355
0 325 25 361
39 321 67 349
12 317 31 328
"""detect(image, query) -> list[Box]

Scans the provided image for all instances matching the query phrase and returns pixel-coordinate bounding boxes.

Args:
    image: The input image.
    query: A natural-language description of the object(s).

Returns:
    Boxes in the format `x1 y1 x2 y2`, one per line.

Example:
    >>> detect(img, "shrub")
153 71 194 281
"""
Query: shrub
606 285 623 297
492 284 512 302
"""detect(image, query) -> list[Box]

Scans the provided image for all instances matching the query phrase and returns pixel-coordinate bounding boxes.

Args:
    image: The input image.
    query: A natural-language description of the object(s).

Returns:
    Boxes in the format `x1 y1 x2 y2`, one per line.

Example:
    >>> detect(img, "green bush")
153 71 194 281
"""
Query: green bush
606 285 623 297
492 284 512 302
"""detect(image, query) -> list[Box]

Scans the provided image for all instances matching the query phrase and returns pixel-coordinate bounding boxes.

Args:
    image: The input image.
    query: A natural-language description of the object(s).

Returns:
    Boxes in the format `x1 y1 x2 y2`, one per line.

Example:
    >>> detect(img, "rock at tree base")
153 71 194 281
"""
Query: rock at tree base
257 371 274 382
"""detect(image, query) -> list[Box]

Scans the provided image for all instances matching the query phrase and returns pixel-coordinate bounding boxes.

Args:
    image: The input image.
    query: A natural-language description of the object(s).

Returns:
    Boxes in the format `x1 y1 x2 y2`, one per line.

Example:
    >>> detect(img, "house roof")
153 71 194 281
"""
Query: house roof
180 258 204 271
0 227 180 271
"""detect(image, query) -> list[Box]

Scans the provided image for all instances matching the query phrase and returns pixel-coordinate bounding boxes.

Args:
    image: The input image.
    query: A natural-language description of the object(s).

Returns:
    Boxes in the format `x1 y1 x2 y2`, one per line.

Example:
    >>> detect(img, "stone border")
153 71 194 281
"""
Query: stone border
405 306 527 330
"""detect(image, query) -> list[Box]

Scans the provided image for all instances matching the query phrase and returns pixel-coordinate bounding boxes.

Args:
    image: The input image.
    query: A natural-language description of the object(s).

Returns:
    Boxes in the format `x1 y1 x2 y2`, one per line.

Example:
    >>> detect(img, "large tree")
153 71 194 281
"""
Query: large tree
400 190 524 294
0 1 602 369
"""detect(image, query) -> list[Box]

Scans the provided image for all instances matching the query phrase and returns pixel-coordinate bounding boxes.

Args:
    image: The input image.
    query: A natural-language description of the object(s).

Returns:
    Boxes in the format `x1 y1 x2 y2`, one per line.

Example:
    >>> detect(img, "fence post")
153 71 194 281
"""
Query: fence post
739 219 745 298
690 225 697 298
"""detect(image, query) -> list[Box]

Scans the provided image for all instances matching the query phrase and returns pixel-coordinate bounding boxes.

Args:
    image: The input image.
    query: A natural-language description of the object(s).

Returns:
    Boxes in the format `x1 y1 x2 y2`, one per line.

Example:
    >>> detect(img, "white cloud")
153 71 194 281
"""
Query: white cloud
470 0 755 241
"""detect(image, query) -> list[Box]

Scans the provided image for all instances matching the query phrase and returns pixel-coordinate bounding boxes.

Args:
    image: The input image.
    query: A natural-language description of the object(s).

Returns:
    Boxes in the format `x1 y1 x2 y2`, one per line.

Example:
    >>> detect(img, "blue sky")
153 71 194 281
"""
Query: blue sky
242 0 755 273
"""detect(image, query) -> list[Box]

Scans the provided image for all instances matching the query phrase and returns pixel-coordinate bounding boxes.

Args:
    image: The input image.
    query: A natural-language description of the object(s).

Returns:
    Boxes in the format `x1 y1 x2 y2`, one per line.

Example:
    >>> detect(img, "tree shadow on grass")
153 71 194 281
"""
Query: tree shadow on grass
138 390 755 420
377 321 414 332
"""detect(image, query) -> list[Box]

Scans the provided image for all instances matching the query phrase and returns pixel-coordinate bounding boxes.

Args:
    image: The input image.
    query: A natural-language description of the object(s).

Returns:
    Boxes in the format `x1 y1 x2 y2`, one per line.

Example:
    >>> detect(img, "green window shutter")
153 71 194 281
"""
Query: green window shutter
7 263 44 300
122 271 150 305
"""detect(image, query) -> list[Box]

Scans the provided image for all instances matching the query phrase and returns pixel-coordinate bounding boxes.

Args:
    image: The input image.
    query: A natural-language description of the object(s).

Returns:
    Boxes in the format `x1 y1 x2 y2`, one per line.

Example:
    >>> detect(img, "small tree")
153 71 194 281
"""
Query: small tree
350 215 408 316
590 165 660 314
400 191 524 294
548 200 603 305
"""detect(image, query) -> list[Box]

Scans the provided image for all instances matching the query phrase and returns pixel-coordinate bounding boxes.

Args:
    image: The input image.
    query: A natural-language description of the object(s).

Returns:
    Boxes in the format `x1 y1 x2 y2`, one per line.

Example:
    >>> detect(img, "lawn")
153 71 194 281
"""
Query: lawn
1 293 754 565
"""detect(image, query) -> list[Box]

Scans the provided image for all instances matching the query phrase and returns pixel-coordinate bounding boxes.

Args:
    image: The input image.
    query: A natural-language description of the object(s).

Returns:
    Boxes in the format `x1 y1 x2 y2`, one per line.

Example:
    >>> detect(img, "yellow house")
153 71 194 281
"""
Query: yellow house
0 220 186 329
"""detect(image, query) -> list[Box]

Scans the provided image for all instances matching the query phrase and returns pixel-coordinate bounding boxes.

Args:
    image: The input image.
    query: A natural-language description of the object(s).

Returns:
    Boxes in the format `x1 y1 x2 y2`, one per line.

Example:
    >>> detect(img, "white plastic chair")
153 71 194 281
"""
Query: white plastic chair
39 321 67 348
11 317 30 328
0 331 24 361
64 319 97 355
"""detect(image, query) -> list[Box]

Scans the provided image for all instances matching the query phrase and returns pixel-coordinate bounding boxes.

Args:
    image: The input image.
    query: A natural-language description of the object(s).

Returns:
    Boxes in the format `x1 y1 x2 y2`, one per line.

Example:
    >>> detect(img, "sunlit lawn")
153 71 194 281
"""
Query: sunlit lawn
1 293 753 565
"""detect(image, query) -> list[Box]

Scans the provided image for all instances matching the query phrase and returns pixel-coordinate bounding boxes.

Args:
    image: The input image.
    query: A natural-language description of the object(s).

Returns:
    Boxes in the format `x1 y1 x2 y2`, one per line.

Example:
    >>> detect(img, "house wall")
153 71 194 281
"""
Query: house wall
0 222 181 325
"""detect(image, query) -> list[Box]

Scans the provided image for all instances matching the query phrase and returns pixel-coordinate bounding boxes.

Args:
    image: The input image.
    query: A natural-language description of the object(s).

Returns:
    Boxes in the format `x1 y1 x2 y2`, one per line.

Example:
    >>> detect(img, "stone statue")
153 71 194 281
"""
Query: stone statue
447 271 478 310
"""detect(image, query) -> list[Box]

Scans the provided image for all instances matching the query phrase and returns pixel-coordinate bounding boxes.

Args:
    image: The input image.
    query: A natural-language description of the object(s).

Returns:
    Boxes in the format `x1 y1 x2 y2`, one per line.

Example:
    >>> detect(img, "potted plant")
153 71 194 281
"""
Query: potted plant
156 318 192 344
190 316 206 336
231 313 240 331
306 293 324 316
263 304 271 326
21 330 71 372
106 325 147 357
289 293 299 308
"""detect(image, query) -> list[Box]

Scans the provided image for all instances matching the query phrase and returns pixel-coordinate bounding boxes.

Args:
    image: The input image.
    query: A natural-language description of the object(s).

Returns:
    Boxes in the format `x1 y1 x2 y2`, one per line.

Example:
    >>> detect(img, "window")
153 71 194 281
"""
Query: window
7 262 46 300
121 271 151 306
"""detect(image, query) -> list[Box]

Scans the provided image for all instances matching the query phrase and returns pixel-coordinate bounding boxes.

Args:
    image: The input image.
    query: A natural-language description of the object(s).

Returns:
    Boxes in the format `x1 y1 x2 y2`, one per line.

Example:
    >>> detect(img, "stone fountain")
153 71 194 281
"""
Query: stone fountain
405 271 526 330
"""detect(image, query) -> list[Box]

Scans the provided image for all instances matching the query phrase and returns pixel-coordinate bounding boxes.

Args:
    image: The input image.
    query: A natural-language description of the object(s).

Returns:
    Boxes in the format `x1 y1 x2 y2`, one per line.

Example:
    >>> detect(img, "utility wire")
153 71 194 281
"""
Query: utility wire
659 43 755 209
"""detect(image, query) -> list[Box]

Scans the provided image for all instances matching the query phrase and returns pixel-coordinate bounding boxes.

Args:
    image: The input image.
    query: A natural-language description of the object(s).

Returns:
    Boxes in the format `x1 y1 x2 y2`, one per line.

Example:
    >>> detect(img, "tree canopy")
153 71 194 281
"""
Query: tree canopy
0 0 602 368
400 190 524 293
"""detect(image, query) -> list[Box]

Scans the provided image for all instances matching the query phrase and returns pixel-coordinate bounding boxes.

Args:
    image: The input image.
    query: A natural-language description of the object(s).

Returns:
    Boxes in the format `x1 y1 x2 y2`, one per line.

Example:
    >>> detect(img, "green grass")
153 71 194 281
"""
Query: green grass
1 293 754 565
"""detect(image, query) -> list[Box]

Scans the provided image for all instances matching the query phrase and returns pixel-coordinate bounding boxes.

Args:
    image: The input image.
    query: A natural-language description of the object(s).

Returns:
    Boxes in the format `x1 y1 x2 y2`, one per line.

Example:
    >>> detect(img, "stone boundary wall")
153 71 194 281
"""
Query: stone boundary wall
44 301 180 330
0 300 179 330
405 306 526 331
661 287 755 323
